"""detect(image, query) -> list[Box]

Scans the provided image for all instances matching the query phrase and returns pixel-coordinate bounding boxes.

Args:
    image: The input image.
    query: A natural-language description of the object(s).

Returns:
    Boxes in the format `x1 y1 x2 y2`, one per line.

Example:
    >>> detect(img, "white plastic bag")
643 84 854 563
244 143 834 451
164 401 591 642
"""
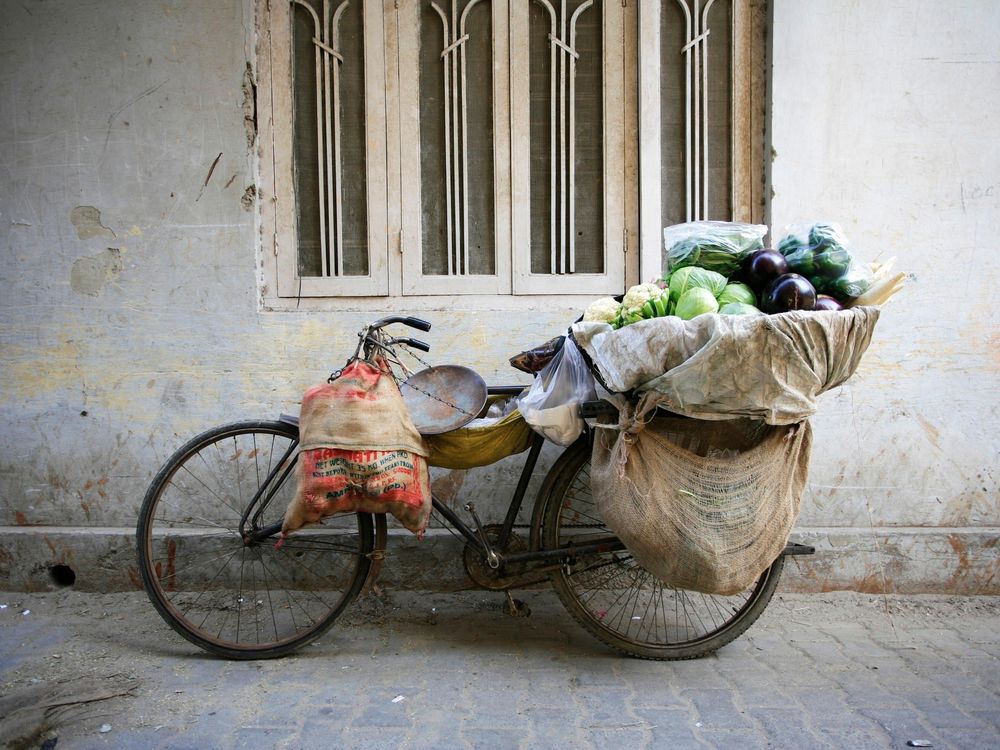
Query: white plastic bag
518 338 597 446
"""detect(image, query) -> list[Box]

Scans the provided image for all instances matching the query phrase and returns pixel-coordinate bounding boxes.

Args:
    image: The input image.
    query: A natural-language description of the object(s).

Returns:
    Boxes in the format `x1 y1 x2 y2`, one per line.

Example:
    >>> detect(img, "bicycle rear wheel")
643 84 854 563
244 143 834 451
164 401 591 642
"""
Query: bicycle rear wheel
541 441 783 660
136 420 374 659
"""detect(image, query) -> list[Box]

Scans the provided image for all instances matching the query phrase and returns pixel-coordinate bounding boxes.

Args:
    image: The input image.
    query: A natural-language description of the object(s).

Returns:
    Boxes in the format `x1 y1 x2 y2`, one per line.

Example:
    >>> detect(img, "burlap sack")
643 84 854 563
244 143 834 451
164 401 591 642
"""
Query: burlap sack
282 359 432 537
283 447 431 535
297 360 428 455
572 307 879 425
591 416 812 595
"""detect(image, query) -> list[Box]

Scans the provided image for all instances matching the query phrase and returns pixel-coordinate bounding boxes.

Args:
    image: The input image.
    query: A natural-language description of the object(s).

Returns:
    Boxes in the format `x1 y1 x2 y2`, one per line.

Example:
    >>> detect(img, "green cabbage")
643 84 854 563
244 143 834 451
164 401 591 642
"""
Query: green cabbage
668 267 727 305
718 302 763 316
717 282 756 307
675 288 719 320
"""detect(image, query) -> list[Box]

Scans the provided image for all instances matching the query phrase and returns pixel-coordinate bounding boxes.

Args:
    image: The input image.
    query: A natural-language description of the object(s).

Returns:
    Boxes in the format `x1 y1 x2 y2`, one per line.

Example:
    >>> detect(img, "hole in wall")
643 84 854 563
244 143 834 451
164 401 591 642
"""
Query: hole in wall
49 564 76 588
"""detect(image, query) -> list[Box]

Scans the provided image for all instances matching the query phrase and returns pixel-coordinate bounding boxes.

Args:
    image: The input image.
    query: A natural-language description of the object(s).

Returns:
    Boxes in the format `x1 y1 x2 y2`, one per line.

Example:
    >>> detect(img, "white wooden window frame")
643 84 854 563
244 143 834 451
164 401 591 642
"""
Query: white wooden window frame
397 0 513 296
510 0 627 296
257 0 764 311
264 0 391 297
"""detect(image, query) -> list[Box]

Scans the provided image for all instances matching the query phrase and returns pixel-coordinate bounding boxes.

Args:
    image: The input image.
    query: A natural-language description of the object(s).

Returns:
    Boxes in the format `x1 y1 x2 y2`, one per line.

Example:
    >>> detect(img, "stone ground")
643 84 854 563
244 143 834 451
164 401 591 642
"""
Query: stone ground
0 588 998 750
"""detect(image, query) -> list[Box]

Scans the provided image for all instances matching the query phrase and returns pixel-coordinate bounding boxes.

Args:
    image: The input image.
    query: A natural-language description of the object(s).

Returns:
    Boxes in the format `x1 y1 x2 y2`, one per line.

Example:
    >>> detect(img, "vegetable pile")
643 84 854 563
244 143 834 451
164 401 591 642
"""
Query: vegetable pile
583 220 904 328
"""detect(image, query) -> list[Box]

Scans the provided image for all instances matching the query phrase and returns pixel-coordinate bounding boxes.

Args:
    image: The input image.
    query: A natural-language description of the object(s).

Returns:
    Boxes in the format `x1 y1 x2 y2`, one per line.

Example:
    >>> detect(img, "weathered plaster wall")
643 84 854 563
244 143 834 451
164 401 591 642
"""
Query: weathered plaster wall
0 0 569 591
0 0 996 592
769 0 999 590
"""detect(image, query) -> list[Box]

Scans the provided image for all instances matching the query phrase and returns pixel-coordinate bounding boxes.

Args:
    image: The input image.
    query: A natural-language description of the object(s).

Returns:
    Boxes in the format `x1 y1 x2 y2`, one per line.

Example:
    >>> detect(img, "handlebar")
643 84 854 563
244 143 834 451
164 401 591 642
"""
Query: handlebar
369 316 432 333
355 317 434 363
334 317 435 382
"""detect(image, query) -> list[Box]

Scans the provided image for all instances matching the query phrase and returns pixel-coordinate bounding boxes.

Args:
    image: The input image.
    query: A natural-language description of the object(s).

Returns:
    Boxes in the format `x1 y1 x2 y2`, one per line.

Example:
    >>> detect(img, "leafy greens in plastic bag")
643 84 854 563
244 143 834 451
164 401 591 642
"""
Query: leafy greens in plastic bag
777 221 873 301
663 221 767 276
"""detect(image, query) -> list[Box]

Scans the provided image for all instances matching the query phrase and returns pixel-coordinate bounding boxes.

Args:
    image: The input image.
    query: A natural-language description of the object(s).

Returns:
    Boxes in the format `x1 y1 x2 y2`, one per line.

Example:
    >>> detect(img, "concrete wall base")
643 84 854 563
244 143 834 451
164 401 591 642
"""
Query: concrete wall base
1 525 996 595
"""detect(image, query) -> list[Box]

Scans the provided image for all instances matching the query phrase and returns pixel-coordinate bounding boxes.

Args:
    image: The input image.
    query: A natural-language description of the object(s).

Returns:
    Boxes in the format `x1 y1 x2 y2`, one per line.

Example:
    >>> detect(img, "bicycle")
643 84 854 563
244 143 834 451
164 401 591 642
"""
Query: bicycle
136 315 813 661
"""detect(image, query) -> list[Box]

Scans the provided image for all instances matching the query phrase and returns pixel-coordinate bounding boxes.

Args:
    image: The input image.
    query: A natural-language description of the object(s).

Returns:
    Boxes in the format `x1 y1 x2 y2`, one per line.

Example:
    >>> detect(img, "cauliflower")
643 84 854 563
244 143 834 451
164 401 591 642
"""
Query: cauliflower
621 283 662 311
582 296 621 324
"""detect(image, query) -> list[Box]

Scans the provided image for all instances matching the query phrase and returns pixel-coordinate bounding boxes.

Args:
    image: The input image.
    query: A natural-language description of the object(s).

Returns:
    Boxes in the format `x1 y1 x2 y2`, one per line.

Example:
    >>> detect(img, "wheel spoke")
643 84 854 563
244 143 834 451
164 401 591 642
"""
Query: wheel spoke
544 441 782 659
190 453 243 518
179 547 242 619
156 488 238 532
258 548 281 642
174 468 241 517
258 553 335 632
137 422 372 658
249 549 261 645
158 547 247 585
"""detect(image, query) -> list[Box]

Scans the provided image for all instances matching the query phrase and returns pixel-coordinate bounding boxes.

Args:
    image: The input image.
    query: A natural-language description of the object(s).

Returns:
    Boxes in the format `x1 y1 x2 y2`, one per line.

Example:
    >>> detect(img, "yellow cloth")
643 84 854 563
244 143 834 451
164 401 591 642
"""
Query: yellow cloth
425 408 535 469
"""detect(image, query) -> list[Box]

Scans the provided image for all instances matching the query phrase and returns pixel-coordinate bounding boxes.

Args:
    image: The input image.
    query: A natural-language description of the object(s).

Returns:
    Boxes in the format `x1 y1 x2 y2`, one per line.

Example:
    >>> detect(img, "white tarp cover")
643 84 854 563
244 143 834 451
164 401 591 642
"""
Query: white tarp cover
572 307 880 425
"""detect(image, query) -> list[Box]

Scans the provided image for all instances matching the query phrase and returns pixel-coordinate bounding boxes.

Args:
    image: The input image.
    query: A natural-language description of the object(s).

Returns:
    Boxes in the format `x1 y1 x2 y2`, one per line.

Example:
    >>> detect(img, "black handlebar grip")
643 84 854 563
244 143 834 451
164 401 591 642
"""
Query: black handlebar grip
404 317 432 332
406 338 431 352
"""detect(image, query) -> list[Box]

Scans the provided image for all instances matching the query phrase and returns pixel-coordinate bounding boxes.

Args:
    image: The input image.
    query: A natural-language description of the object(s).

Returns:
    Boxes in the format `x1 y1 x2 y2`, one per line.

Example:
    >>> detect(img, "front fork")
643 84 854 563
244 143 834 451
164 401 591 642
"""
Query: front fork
361 515 389 595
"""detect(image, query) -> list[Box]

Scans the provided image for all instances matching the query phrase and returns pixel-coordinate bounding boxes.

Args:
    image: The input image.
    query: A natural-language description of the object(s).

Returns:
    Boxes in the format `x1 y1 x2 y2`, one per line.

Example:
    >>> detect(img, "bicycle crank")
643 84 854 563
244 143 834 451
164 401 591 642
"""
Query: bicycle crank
461 524 548 591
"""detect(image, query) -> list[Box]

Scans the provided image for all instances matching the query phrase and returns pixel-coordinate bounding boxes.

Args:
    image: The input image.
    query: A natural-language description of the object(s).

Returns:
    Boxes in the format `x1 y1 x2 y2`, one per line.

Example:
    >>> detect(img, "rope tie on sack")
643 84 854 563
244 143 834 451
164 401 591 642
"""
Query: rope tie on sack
592 399 656 479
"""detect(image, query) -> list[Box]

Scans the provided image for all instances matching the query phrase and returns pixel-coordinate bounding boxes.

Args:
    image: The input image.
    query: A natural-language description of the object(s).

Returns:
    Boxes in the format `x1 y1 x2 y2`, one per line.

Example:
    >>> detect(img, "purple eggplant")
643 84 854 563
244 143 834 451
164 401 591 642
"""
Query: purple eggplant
812 294 844 312
762 273 817 313
742 249 790 292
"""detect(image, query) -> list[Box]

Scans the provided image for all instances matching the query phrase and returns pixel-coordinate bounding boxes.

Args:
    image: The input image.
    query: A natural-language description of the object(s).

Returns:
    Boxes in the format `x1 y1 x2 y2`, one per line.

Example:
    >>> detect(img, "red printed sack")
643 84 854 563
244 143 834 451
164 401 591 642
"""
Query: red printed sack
282 360 432 537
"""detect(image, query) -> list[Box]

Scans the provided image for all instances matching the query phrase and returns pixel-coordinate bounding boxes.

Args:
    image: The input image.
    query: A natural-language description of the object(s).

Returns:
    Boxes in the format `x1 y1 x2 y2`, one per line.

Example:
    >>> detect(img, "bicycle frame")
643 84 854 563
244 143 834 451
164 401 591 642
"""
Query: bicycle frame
427 424 626 567
238 384 627 570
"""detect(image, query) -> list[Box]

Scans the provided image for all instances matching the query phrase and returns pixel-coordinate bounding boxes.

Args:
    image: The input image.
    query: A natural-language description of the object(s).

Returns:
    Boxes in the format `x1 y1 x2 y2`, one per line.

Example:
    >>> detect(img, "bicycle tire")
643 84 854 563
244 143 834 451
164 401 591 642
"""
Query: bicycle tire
541 440 783 660
136 420 374 659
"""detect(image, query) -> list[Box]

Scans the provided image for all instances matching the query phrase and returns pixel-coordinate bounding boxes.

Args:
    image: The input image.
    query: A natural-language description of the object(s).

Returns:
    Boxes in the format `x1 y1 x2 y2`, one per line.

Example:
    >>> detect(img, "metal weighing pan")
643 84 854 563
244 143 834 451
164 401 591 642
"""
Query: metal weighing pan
400 365 488 435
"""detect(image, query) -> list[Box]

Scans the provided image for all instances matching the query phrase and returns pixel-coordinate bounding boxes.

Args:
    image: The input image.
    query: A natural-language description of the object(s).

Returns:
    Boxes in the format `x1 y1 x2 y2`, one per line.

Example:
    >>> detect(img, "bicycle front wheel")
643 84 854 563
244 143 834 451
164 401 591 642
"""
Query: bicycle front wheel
136 420 374 659
542 441 783 660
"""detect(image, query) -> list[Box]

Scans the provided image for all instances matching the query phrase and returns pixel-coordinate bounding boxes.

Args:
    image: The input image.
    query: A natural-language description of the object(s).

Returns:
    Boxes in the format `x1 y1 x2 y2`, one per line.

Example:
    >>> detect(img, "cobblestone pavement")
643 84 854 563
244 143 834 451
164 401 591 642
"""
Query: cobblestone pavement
0 588 998 749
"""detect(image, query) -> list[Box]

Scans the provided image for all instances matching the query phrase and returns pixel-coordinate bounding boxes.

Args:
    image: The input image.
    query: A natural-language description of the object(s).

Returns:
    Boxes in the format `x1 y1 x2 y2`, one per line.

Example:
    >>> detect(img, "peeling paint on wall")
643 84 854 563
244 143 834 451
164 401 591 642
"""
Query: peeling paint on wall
242 61 257 150
241 185 257 212
70 248 123 297
431 470 467 505
70 206 116 241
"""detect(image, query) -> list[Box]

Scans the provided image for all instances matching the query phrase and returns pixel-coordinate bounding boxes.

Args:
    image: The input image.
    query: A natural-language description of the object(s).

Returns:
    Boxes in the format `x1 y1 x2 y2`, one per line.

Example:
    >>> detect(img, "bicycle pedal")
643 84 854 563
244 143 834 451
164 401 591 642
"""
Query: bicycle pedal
503 591 531 618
